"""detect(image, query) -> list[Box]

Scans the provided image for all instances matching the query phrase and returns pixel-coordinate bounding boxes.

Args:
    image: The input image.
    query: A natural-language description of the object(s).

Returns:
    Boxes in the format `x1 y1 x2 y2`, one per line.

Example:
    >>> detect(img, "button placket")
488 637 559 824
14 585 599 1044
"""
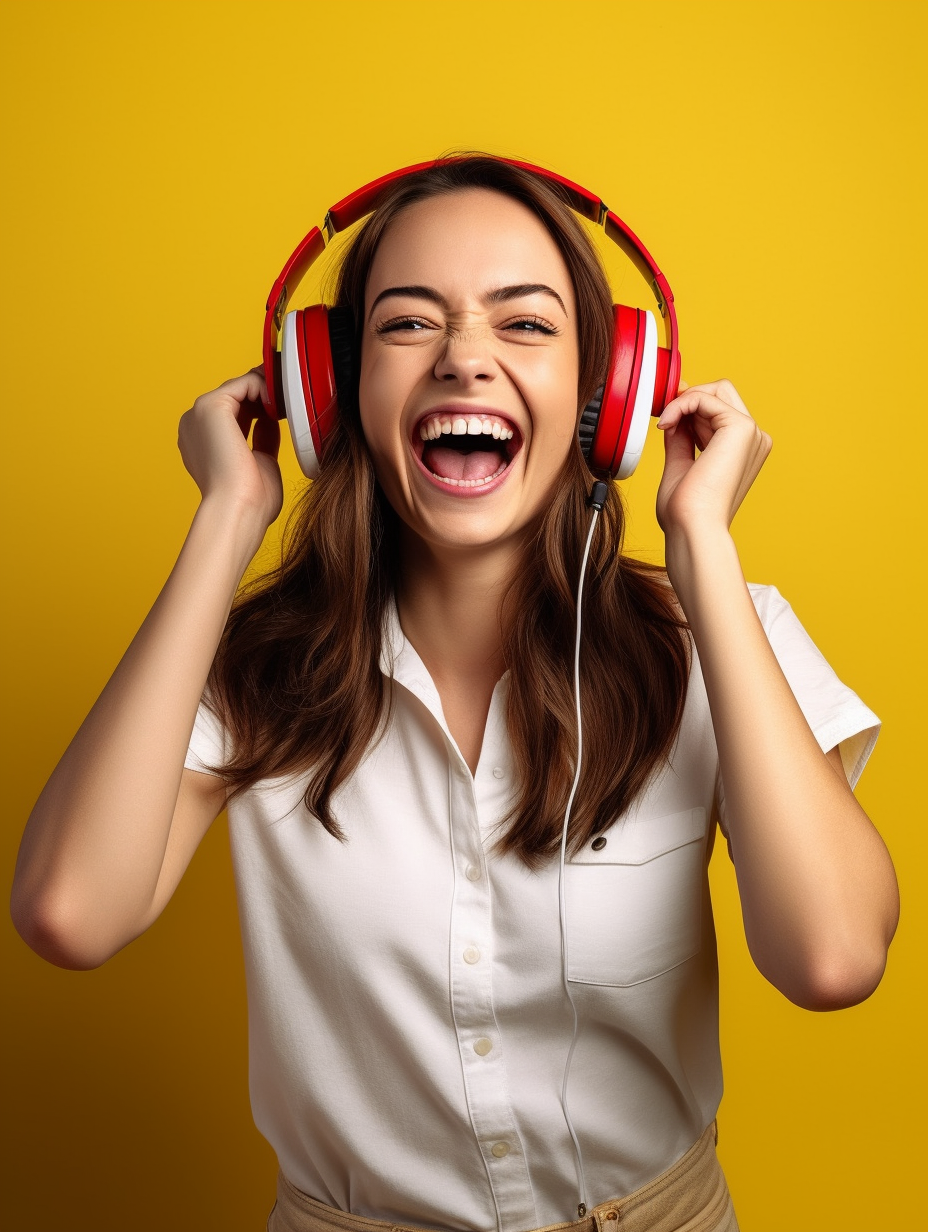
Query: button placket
447 747 537 1230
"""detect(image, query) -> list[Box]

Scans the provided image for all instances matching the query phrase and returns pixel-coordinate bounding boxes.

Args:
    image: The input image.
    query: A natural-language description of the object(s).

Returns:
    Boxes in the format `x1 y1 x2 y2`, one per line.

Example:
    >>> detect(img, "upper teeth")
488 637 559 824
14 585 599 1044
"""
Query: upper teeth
418 414 515 442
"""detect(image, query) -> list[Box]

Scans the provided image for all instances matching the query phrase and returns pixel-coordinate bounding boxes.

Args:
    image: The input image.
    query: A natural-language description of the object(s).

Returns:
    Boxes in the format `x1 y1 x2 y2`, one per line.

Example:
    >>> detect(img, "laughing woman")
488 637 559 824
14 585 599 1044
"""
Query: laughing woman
12 156 898 1232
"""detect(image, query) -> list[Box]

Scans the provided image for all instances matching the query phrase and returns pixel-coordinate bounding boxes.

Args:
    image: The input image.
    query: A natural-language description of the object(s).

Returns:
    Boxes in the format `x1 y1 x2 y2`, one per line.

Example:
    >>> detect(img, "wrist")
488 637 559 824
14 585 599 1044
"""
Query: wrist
192 493 272 575
664 523 739 606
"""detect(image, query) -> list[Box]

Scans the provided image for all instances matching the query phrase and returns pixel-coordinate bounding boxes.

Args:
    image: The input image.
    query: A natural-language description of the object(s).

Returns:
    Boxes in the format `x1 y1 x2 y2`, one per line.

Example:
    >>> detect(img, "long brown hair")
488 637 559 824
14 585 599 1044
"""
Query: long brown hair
207 155 690 866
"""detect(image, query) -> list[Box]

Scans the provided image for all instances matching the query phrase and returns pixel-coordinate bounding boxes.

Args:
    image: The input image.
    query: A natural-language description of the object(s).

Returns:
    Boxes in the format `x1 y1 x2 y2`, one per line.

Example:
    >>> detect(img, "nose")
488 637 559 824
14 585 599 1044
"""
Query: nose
432 330 497 385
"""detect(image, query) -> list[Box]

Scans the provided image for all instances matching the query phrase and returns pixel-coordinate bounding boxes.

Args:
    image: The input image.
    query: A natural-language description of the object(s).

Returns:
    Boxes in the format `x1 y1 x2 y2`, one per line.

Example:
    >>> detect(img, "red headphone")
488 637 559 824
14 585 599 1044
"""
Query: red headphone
262 158 681 480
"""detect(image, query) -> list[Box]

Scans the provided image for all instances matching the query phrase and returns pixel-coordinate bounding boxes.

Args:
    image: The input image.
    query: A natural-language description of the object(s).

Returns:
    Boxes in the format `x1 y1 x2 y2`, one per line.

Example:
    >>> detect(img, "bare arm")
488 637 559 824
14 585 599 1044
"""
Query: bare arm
657 380 898 1010
11 370 282 969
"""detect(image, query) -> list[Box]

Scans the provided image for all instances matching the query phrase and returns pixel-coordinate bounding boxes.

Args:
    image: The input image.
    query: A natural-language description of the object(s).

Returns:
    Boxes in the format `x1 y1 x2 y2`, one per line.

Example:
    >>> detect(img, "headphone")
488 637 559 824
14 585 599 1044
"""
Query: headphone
261 158 681 481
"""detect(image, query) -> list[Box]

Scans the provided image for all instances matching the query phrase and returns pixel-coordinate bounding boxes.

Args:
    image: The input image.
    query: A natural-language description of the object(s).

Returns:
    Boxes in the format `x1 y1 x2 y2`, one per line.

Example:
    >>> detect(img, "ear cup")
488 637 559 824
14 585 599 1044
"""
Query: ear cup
281 305 349 479
652 341 681 416
615 310 657 479
579 306 659 479
281 310 321 479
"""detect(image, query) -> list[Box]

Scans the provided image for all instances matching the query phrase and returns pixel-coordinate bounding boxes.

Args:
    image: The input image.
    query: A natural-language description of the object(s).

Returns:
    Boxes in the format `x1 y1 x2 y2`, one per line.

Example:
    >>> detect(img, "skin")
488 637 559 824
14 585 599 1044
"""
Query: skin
360 190 580 771
12 189 898 1012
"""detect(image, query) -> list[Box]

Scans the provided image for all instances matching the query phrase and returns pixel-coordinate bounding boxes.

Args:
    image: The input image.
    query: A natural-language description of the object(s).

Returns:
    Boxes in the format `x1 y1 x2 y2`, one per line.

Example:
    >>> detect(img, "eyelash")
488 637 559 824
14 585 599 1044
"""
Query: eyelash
374 315 559 336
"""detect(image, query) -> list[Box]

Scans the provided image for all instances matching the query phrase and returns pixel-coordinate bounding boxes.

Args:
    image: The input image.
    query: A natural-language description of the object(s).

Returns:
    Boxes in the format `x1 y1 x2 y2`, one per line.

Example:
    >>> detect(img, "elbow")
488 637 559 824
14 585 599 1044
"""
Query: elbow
780 947 891 1012
11 888 125 971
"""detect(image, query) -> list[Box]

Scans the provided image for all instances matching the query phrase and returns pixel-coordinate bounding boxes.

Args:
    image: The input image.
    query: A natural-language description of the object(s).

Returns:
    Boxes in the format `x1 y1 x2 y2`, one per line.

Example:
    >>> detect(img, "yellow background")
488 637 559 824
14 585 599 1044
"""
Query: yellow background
2 1 925 1227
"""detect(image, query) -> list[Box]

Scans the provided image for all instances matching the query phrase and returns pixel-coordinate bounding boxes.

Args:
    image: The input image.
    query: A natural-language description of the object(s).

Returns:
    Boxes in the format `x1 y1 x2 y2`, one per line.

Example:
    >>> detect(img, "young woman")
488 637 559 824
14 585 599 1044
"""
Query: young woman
12 157 898 1232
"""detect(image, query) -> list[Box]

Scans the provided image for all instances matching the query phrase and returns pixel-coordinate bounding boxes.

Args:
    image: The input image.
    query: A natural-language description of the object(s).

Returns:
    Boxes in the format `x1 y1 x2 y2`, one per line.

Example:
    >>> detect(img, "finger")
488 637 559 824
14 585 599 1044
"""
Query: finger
236 402 259 439
212 368 269 415
657 389 725 429
658 414 698 487
657 386 749 432
252 413 281 458
671 378 749 416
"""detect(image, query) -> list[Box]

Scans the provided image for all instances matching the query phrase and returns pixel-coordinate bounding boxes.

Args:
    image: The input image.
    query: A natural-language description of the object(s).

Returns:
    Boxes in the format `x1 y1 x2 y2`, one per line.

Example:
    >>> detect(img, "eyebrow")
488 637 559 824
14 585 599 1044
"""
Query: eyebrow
367 282 567 321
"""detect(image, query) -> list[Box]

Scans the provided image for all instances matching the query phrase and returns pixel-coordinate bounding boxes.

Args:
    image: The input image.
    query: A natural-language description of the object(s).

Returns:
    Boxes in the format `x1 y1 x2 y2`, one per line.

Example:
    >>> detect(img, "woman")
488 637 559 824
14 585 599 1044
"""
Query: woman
12 156 898 1231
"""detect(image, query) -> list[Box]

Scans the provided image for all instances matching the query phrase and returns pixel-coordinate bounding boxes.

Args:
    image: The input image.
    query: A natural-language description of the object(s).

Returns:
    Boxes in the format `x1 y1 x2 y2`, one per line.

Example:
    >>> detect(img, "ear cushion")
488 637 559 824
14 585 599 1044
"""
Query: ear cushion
578 305 658 479
327 306 357 410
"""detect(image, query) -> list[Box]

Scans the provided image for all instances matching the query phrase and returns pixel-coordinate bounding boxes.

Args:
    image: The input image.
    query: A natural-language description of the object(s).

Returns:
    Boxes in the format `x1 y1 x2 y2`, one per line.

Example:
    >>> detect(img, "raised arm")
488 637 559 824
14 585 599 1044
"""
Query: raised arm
11 370 282 970
656 380 899 1010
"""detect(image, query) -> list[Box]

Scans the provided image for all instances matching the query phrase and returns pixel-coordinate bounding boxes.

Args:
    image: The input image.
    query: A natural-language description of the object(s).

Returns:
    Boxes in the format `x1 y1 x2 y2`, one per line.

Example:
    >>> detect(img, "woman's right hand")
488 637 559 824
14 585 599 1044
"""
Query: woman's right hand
178 367 283 532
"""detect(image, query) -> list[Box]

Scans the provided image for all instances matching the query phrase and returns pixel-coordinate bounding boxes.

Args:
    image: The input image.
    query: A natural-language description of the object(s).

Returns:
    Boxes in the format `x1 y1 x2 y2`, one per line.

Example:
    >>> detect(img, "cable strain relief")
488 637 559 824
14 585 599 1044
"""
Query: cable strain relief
587 480 609 511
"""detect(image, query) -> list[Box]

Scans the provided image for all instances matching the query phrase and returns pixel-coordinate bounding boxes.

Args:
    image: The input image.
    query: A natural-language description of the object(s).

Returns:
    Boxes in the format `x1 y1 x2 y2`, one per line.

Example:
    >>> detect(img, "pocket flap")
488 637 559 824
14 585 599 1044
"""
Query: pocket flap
570 807 706 867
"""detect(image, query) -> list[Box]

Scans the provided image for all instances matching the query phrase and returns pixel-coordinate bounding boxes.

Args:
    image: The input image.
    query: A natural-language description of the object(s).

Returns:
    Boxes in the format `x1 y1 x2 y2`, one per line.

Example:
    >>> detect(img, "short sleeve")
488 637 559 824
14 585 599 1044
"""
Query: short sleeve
184 698 227 777
716 585 880 830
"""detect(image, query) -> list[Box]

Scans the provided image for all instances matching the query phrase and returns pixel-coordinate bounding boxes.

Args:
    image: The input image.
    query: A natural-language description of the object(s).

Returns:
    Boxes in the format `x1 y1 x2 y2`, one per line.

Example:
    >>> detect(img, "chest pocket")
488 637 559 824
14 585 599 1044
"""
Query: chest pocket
565 807 707 987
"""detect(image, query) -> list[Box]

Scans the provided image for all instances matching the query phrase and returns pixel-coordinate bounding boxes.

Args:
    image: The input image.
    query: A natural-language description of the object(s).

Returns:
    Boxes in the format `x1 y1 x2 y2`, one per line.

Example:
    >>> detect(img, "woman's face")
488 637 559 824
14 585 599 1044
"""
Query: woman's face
359 188 580 560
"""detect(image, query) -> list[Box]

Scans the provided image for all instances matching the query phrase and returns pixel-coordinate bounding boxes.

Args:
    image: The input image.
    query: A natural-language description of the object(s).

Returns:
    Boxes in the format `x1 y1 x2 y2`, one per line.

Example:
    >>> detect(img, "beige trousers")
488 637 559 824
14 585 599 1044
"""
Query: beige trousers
267 1123 739 1232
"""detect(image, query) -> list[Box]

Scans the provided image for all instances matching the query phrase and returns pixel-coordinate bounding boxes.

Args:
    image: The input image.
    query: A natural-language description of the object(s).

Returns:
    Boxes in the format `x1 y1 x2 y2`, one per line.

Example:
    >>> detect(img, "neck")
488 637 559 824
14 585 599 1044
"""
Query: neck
396 531 524 690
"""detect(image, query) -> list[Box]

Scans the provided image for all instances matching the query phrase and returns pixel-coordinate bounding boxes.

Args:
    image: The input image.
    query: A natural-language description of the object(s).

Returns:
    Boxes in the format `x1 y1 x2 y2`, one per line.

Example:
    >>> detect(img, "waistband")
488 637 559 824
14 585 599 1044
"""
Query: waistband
268 1122 737 1232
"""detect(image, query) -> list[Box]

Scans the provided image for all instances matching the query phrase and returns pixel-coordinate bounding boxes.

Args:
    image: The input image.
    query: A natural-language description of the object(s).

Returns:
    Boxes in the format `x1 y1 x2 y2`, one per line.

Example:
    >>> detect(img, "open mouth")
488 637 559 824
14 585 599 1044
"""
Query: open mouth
413 410 522 489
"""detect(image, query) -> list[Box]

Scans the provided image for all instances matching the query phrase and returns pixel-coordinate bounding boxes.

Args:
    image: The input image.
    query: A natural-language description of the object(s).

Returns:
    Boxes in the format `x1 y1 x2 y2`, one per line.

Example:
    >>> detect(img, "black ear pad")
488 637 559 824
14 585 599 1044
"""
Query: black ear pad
577 391 604 464
327 306 357 413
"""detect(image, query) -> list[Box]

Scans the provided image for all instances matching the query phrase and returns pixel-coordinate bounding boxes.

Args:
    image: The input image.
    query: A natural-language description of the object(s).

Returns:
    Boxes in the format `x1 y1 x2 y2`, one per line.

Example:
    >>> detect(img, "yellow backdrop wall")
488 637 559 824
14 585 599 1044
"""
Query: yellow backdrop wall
2 2 924 1228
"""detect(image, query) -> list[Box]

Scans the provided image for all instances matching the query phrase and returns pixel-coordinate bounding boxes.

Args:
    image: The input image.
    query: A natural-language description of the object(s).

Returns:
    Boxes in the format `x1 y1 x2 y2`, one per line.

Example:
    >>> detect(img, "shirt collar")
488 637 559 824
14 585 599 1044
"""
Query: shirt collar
380 598 510 738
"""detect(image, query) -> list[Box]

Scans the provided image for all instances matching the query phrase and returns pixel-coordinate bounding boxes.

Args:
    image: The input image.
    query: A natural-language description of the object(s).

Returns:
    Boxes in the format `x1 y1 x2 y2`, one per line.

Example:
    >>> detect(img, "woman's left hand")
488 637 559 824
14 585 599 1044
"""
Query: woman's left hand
655 378 772 539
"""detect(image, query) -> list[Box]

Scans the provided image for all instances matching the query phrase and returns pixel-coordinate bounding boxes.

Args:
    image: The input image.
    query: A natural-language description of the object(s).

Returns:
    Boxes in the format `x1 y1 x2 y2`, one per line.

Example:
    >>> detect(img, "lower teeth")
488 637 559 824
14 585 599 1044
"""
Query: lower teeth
430 460 508 487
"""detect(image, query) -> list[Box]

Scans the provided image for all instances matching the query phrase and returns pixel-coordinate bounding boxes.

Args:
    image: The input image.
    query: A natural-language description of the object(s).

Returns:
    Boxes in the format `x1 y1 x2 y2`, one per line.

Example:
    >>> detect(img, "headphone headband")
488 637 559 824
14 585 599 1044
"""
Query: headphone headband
262 158 679 422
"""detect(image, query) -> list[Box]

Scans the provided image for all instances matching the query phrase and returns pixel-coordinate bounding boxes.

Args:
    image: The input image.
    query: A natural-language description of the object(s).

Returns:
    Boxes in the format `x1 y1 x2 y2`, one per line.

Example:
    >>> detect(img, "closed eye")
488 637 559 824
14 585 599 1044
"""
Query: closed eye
503 316 559 336
375 315 434 334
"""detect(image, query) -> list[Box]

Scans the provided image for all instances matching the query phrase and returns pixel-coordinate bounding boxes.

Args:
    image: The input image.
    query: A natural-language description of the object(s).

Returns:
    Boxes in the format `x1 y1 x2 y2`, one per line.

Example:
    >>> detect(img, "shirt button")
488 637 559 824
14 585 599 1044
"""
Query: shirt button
492 766 505 779
491 1141 510 1158
465 864 481 882
463 947 481 964
473 1037 493 1056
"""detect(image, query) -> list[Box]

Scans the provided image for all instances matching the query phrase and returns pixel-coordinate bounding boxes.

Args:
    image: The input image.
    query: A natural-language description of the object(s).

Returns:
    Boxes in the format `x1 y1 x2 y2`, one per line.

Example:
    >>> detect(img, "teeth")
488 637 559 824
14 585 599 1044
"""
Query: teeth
418 414 515 442
428 459 509 488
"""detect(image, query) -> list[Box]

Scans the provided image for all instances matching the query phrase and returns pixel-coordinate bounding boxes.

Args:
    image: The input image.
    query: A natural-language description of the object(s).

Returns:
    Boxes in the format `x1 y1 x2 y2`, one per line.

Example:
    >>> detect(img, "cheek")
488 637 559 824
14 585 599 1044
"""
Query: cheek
358 348 420 450
531 355 581 454
358 354 397 457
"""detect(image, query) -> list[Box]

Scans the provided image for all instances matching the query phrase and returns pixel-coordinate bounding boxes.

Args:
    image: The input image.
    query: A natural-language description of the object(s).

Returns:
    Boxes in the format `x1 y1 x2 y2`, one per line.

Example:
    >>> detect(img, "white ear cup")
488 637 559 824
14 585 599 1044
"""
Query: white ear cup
615 309 658 480
281 311 322 479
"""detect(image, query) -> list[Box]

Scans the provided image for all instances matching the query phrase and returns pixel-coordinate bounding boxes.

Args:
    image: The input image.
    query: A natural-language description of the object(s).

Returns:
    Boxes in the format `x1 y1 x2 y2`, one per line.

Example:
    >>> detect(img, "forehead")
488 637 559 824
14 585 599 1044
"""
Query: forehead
365 188 575 308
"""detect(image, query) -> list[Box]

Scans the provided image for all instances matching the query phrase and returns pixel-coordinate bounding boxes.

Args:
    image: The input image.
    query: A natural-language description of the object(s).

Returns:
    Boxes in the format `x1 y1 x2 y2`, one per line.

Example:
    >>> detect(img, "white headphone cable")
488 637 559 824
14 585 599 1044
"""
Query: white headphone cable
557 478 609 1219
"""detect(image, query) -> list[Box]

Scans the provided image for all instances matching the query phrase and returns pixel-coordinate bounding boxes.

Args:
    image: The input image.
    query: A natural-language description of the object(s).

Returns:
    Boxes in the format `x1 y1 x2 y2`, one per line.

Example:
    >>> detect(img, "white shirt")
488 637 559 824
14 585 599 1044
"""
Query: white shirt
185 584 878 1231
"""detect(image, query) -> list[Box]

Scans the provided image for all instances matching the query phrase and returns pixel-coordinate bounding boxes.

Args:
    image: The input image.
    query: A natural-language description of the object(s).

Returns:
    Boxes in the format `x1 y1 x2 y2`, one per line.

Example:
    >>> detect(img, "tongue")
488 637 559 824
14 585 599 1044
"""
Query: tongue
423 444 504 482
